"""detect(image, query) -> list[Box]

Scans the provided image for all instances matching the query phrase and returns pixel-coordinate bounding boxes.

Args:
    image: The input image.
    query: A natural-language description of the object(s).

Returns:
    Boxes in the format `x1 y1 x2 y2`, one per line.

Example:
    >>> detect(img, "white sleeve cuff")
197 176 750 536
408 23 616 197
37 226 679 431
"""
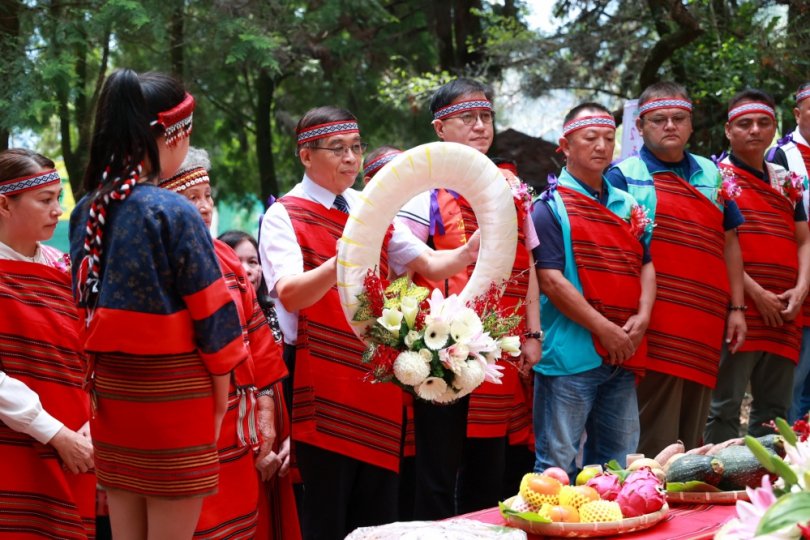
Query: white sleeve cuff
24 408 64 444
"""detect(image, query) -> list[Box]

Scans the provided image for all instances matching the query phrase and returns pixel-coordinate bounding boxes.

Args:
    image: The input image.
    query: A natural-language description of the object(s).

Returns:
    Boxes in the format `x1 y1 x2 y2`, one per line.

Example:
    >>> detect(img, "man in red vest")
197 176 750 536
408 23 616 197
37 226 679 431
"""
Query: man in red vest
767 81 810 422
704 90 810 442
258 106 481 540
606 81 747 456
397 78 541 518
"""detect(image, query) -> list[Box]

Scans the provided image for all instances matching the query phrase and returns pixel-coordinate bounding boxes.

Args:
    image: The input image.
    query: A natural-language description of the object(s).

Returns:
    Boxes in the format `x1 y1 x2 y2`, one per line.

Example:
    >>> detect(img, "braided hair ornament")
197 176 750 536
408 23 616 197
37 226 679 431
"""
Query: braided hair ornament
77 160 143 320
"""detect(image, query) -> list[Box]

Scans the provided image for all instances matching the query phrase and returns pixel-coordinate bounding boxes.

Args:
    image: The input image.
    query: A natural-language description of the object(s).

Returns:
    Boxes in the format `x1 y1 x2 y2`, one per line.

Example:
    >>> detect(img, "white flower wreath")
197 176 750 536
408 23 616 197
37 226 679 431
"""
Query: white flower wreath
336 141 518 341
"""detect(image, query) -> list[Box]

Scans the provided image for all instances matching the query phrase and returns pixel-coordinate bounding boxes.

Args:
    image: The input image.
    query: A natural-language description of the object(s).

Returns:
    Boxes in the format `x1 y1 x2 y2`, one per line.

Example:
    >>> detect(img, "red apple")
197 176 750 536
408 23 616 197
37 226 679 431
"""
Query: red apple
542 467 570 486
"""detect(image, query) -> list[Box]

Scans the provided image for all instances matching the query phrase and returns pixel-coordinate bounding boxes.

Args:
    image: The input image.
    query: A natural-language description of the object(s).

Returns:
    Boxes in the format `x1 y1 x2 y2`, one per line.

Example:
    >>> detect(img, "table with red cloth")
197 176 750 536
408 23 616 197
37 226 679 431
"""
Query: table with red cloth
460 503 738 540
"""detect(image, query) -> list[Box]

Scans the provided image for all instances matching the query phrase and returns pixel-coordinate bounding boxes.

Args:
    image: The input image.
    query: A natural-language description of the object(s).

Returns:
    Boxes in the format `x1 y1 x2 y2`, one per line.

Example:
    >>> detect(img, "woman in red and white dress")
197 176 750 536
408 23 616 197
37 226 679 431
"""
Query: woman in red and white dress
0 148 96 539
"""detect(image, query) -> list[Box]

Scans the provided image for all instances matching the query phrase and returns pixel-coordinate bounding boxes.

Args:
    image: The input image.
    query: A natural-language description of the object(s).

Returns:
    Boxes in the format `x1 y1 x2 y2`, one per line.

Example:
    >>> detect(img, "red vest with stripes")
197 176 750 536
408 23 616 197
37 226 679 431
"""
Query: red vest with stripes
645 172 731 388
413 180 532 441
558 186 647 376
279 196 403 472
0 260 96 539
720 163 802 362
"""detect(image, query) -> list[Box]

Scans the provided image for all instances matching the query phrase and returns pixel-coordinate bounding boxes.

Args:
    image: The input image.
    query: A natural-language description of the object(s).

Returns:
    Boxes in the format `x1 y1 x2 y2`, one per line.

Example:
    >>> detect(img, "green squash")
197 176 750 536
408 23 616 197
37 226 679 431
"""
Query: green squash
666 455 724 486
714 445 771 491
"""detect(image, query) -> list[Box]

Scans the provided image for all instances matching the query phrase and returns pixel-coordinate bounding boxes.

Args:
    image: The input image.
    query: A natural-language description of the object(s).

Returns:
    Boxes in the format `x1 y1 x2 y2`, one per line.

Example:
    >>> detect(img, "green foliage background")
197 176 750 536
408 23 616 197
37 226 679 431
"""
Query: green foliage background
1 0 808 207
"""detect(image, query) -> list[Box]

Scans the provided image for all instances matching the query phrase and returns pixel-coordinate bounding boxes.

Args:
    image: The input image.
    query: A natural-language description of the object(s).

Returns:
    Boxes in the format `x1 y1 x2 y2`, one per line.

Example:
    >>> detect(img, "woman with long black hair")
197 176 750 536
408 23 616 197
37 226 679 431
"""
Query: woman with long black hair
69 69 247 540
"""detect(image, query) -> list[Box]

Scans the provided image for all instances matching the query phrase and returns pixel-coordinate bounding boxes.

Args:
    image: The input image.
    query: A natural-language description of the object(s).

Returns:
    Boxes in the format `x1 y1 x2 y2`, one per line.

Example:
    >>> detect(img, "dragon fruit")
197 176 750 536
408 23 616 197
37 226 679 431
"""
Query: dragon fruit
617 475 666 517
623 467 661 486
585 473 623 501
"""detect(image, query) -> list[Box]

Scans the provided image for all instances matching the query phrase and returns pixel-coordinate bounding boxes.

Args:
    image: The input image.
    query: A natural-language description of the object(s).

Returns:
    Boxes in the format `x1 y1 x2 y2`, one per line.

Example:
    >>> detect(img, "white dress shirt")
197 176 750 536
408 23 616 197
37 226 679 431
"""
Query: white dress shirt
259 175 428 345
0 239 64 444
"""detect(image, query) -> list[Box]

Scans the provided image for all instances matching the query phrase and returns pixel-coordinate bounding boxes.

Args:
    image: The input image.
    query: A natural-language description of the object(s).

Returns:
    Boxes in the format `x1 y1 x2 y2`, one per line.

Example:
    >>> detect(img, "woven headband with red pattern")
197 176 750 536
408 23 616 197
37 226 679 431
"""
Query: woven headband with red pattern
0 169 61 196
152 93 196 147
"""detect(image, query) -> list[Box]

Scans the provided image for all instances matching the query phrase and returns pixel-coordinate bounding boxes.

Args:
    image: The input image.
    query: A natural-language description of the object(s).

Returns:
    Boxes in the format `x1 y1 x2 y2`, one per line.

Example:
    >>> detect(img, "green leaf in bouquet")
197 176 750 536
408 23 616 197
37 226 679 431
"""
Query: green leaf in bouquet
353 301 375 322
746 435 778 473
405 283 430 303
755 491 810 536
775 417 799 447
369 325 400 346
665 481 722 493
498 501 552 523
431 363 445 378
361 346 376 364
770 454 798 486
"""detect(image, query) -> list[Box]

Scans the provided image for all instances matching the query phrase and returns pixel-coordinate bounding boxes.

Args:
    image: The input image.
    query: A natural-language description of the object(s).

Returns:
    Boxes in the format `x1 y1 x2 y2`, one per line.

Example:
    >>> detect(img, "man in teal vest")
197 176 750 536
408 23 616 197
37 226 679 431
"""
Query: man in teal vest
606 81 747 456
532 102 655 477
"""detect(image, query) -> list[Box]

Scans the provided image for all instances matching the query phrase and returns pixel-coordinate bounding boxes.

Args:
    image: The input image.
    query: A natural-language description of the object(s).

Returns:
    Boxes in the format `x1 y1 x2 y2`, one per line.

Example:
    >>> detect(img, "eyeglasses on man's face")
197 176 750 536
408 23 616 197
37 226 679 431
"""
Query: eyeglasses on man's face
643 114 692 128
447 111 496 126
309 142 369 157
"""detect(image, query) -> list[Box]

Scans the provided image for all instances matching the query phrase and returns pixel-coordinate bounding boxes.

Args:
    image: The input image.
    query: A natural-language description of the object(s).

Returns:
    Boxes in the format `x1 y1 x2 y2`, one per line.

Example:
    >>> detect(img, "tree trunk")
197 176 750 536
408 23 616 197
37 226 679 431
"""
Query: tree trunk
0 0 21 152
171 0 184 79
256 68 278 205
454 0 483 69
429 1 454 72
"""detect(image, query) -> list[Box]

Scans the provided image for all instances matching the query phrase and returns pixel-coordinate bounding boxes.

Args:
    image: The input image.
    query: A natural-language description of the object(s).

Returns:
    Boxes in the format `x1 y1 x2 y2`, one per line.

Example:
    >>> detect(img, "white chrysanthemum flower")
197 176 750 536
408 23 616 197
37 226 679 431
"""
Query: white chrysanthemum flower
418 348 433 362
404 330 420 349
415 377 447 401
393 351 430 386
424 321 450 350
453 359 487 392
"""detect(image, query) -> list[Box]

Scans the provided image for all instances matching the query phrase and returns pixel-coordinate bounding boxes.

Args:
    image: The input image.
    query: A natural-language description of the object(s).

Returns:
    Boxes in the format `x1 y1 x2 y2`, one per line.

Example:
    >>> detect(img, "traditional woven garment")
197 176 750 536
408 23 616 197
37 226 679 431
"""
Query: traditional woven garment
0 259 96 539
414 183 532 442
69 184 247 498
195 240 290 539
256 383 302 540
719 161 802 362
767 129 810 324
557 185 647 376
636 171 730 388
278 196 404 472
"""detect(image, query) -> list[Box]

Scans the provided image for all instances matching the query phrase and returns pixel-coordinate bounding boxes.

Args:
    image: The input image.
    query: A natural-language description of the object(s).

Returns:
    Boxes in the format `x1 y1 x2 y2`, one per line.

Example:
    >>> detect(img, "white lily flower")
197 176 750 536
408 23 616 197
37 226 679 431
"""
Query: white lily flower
377 308 403 338
400 296 419 329
498 335 522 356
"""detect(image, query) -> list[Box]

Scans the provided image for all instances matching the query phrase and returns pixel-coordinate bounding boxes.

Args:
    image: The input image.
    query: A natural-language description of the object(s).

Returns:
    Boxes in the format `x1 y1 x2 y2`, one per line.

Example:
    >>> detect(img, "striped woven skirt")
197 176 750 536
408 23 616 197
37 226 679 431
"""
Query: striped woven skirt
0 423 97 539
91 352 220 499
194 389 259 539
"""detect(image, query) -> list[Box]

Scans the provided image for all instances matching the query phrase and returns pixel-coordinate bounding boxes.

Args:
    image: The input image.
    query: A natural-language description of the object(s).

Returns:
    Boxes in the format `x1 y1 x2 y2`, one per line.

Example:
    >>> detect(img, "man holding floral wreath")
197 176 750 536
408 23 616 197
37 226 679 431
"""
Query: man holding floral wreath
396 78 541 519
258 105 480 540
531 102 655 478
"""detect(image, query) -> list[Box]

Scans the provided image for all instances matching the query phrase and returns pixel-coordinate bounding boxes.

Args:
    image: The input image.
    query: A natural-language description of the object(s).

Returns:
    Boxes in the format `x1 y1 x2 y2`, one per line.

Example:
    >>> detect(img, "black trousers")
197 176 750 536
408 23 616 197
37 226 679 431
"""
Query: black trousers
297 442 399 540
412 396 507 519
282 343 296 411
